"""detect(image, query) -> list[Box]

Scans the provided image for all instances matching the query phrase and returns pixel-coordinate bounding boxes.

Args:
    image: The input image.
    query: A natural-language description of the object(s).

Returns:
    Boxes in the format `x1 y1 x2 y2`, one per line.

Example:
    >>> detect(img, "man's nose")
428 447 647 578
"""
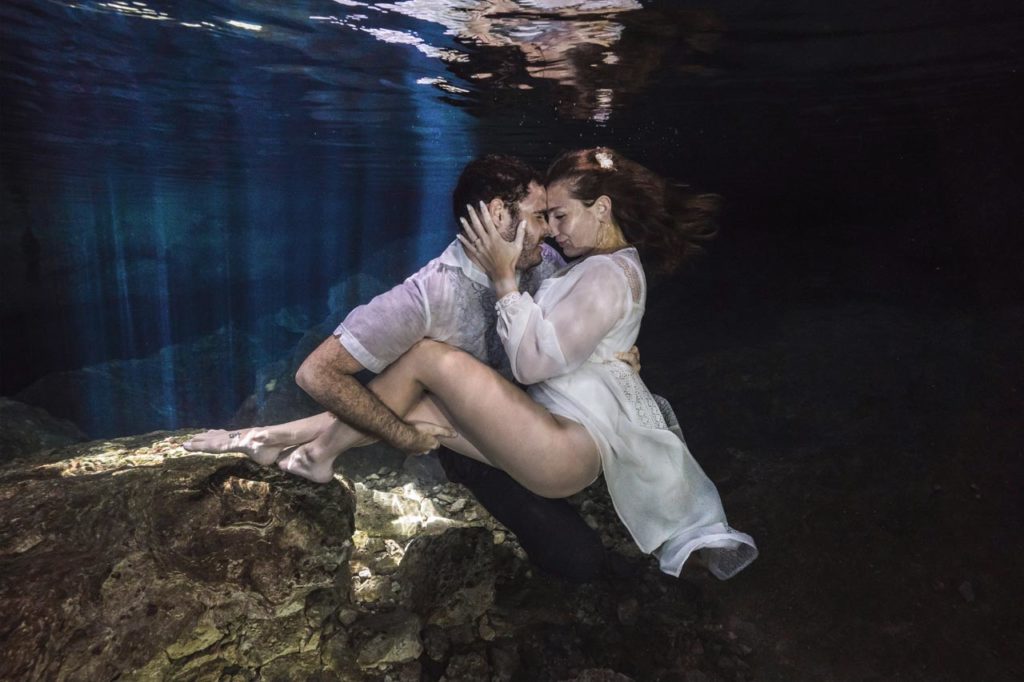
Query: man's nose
543 217 557 237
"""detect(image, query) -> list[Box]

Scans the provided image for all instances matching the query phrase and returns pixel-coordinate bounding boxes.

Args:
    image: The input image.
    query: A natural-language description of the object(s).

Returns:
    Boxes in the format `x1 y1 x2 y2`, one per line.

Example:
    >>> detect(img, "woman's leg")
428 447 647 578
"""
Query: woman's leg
282 340 600 497
183 412 336 465
392 342 600 497
277 394 490 482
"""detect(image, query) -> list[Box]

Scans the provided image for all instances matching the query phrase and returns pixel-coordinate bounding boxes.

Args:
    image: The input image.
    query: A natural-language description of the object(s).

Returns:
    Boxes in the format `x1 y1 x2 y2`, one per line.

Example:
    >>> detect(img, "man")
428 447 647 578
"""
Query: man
291 155 619 581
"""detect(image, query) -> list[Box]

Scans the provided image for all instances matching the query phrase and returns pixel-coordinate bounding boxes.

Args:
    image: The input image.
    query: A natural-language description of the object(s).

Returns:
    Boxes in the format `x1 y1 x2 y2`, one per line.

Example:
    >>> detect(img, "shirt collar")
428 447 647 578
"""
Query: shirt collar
438 239 521 289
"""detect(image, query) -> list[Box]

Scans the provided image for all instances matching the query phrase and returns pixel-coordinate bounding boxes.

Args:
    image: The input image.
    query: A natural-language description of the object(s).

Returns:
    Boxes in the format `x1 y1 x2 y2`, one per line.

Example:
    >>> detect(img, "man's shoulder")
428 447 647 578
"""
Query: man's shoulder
540 242 566 267
530 243 567 279
400 243 462 284
403 247 484 307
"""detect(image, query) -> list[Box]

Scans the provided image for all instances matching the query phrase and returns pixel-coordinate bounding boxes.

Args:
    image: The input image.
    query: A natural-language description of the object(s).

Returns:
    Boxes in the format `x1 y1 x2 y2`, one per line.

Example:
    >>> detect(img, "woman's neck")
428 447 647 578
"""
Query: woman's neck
589 220 629 256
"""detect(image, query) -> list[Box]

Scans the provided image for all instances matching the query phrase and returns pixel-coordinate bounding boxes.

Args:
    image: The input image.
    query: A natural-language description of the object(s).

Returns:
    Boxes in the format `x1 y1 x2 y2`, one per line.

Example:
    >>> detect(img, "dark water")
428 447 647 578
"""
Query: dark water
2 0 1022 437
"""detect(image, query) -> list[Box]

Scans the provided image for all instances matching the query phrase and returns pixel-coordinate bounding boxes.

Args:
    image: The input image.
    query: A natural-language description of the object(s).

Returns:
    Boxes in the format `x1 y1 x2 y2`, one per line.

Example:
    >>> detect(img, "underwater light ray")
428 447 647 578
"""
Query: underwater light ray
214 180 239 419
105 173 137 361
406 57 478 266
310 156 343 312
151 178 179 430
78 184 113 434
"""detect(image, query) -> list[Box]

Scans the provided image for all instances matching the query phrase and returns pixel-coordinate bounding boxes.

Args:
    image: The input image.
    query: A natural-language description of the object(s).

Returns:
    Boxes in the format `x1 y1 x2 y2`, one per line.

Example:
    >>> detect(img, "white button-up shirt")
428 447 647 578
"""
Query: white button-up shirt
334 241 565 379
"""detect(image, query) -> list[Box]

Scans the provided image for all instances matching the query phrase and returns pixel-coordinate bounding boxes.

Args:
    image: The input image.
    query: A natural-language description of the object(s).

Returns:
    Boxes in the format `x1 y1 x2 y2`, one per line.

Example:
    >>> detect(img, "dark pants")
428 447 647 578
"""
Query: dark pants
437 447 608 582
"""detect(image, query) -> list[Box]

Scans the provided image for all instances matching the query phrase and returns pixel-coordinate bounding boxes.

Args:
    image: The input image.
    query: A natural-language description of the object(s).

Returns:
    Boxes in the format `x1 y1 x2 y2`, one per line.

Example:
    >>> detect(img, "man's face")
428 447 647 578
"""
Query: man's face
502 181 549 271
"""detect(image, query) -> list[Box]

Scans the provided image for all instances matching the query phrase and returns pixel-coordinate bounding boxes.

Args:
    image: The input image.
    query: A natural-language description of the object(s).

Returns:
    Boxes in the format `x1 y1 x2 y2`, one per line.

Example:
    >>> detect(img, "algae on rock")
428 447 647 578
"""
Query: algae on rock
0 432 356 681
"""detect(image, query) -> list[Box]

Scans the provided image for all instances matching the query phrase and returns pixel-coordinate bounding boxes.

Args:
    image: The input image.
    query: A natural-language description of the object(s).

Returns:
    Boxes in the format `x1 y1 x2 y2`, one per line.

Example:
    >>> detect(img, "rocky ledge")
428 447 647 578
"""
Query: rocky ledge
0 433 354 681
0 396 87 463
0 432 758 682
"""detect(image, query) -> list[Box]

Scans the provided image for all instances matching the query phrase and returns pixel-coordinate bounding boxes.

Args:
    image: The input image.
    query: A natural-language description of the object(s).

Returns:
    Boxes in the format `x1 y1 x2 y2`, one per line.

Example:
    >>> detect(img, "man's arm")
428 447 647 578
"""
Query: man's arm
295 336 426 452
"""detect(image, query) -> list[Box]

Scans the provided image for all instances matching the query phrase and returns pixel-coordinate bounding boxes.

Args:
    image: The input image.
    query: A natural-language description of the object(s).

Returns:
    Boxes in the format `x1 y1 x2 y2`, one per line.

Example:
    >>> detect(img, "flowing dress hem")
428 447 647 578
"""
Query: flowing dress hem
655 523 759 579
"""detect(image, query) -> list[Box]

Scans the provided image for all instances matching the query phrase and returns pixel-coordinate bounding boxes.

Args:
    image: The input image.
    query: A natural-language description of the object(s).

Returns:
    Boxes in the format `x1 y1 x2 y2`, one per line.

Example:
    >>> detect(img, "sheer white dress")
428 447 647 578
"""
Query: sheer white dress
496 247 758 579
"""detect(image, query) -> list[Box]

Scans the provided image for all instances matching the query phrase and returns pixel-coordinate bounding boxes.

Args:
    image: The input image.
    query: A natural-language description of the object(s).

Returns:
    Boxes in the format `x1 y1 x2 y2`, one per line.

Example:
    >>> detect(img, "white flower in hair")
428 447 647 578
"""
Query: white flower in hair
594 150 615 170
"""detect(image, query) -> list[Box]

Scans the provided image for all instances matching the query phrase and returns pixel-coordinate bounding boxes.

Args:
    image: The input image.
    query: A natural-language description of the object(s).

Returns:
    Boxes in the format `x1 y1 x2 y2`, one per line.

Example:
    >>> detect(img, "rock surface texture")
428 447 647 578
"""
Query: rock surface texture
0 433 355 681
0 432 753 681
0 397 87 463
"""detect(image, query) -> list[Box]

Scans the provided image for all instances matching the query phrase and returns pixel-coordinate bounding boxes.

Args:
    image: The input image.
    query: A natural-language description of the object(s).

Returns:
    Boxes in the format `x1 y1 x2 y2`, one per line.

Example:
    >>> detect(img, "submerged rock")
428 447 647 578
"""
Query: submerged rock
0 396 86 463
0 425 749 681
563 670 636 682
14 323 298 439
0 432 355 681
398 527 497 627
442 650 489 680
352 609 423 669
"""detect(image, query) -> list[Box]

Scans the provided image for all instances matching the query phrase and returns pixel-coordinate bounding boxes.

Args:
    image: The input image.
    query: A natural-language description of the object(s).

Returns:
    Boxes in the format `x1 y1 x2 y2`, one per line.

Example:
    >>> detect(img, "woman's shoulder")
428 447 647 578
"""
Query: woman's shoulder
569 246 637 268
574 248 642 277
577 248 644 302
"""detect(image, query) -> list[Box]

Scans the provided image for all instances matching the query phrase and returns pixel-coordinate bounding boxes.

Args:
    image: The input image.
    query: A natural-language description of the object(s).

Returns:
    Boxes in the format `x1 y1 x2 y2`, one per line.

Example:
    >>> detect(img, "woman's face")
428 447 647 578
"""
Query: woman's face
545 180 603 258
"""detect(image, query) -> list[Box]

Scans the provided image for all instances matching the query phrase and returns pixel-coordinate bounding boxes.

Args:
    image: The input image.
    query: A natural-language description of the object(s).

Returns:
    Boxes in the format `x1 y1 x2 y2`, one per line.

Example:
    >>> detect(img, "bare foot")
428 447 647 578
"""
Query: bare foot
277 443 337 483
183 429 285 466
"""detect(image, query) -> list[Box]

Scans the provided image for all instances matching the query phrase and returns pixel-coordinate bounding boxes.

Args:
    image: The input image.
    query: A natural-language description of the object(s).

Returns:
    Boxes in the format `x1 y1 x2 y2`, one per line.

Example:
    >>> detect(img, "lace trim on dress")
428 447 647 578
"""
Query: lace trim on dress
652 394 679 431
495 291 522 314
609 253 642 303
607 361 666 429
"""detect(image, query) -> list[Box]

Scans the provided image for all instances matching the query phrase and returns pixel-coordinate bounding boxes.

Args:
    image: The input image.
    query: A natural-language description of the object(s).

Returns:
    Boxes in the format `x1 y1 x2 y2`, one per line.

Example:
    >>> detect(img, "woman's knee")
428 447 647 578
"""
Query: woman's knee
408 339 463 366
409 340 477 380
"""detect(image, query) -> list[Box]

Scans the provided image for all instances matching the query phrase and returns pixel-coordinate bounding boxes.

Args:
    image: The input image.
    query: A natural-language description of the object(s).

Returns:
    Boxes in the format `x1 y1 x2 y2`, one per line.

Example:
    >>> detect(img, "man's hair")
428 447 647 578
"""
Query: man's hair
452 155 542 227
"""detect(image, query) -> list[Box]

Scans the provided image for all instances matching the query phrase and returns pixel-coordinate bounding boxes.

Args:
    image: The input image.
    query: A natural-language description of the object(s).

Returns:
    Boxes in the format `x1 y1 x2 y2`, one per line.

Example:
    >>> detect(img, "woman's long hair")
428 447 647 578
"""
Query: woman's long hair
545 148 720 274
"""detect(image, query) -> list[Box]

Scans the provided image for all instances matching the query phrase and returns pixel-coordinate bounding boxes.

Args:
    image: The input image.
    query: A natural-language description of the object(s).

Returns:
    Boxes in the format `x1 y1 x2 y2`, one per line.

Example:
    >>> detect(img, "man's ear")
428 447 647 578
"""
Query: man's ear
487 197 506 225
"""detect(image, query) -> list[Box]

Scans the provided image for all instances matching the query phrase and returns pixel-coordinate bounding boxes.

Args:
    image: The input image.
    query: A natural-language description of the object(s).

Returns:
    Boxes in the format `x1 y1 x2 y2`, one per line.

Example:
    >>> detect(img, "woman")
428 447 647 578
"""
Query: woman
190 148 757 578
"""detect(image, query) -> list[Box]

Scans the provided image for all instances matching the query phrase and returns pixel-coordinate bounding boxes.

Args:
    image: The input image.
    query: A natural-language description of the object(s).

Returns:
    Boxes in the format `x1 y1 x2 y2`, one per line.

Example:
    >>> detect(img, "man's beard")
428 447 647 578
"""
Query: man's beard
516 240 543 270
506 202 542 270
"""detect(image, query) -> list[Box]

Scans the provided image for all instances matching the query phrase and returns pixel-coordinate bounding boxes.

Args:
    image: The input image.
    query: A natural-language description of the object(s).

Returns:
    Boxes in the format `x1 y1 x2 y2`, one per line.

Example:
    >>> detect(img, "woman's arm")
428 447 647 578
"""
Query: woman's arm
496 260 629 384
458 203 631 384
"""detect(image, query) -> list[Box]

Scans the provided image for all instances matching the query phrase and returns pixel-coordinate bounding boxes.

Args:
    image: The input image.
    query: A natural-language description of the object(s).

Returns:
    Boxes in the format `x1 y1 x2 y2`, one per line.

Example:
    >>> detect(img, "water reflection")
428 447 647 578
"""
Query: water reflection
44 1 724 124
348 1 727 123
316 0 704 122
92 2 172 22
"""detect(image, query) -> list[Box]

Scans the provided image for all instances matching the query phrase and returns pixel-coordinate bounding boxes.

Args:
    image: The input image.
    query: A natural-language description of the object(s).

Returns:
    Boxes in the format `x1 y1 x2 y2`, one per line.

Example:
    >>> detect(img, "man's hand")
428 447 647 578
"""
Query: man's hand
297 337 423 451
392 420 457 455
615 345 641 373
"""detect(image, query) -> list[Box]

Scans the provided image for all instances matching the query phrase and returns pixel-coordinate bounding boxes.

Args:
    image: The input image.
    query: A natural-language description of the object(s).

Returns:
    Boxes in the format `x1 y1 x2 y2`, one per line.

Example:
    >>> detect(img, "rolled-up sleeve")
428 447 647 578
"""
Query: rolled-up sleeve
334 274 431 373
